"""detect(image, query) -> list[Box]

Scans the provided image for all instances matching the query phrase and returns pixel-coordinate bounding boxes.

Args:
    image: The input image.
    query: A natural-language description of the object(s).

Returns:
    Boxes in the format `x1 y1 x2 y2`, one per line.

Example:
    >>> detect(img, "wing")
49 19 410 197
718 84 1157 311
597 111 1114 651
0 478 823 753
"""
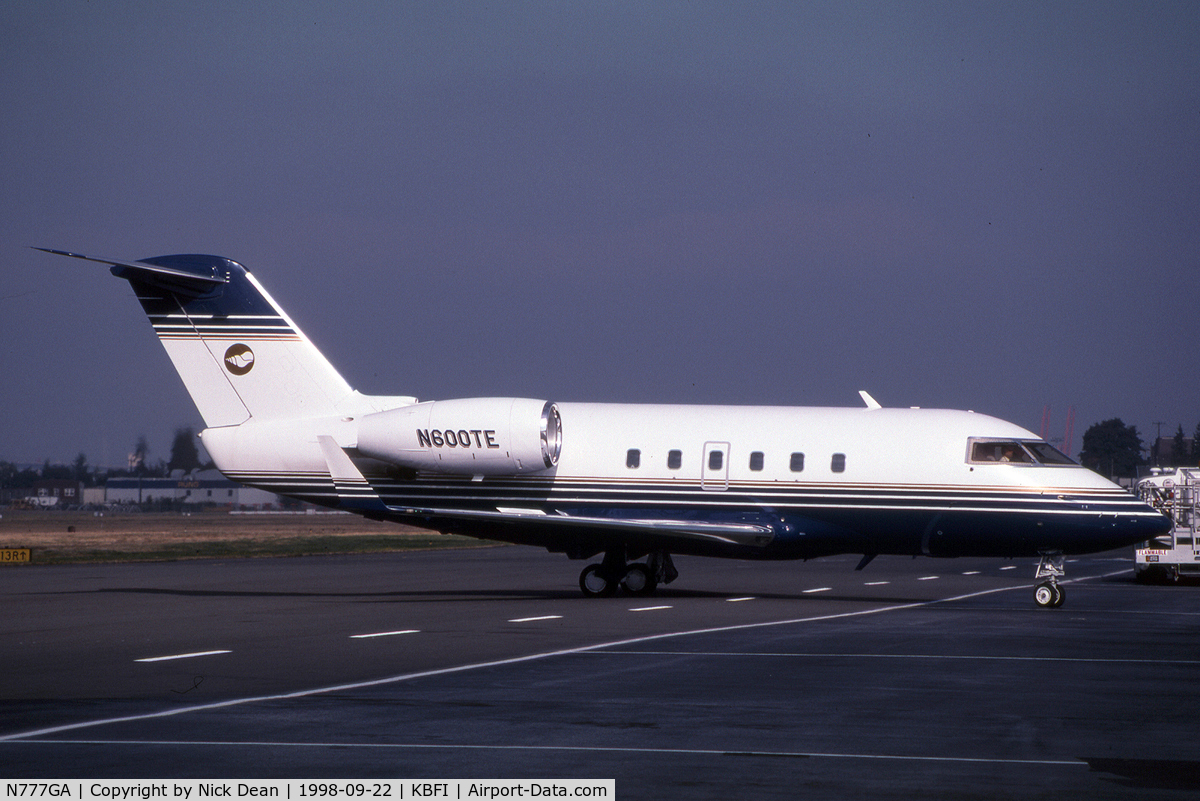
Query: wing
316 437 775 549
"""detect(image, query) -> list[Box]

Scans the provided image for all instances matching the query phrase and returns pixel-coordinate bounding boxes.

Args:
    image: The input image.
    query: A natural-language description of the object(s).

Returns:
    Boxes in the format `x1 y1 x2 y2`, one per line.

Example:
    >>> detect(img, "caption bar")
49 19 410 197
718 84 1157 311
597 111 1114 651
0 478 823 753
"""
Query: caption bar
2 783 613 801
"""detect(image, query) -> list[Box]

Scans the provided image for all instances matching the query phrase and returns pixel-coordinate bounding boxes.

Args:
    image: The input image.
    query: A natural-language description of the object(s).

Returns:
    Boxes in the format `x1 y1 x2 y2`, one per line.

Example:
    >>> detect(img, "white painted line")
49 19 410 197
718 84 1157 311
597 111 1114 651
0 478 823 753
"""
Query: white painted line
726 597 756 602
864 581 890 586
30 738 1090 767
508 616 562 623
917 576 939 581
961 571 981 575
629 606 672 612
802 587 832 594
3 569 1132 744
135 650 231 663
999 566 1017 571
350 630 420 639
596 650 1200 667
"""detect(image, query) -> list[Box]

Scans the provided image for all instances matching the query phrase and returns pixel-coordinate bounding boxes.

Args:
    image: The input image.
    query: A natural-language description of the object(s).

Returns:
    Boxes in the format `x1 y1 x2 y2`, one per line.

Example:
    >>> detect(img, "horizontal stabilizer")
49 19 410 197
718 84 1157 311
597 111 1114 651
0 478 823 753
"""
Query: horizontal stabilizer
34 248 229 297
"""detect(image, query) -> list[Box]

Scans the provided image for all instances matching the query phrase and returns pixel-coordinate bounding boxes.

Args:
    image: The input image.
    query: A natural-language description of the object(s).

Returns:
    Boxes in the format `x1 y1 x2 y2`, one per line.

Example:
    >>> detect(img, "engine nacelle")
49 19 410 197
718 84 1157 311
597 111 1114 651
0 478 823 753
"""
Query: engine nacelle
356 397 561 475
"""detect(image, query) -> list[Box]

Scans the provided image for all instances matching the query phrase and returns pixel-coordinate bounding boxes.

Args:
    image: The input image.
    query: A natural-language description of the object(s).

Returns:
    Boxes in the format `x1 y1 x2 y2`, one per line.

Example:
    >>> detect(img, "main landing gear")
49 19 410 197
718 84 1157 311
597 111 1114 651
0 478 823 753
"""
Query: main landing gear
579 550 678 598
1033 551 1066 608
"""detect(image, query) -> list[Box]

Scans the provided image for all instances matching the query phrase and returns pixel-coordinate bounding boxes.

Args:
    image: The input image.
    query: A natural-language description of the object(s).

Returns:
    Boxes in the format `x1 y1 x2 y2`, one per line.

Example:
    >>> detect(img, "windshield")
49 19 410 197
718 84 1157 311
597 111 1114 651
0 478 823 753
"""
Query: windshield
968 439 1076 466
1023 441 1076 465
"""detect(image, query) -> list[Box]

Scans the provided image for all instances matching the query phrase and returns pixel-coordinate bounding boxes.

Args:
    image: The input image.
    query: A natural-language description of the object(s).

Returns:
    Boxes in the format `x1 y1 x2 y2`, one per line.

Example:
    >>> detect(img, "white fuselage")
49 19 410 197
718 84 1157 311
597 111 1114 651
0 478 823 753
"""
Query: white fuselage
202 400 1159 561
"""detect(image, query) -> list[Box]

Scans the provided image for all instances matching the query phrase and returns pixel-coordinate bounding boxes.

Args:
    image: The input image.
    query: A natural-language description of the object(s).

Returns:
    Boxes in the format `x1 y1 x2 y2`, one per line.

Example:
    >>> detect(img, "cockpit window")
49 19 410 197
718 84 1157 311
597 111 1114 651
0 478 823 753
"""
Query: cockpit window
968 439 1075 466
971 441 1033 463
1024 441 1076 465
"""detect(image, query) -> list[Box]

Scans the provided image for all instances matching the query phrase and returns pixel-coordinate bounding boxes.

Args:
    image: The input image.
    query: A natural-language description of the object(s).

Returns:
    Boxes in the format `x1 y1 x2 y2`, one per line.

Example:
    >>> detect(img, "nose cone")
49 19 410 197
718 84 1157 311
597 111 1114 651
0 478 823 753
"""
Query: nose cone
1093 502 1173 553
1048 509 1173 555
1129 508 1174 542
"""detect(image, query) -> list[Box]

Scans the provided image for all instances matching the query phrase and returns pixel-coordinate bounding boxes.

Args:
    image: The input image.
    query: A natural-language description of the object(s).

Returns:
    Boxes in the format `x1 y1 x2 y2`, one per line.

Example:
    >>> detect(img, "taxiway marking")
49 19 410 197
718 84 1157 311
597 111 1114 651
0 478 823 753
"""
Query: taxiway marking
802 587 832 594
21 738 1090 768
595 651 1200 667
2 569 1132 743
508 616 562 623
350 630 420 639
134 650 231 663
629 605 672 612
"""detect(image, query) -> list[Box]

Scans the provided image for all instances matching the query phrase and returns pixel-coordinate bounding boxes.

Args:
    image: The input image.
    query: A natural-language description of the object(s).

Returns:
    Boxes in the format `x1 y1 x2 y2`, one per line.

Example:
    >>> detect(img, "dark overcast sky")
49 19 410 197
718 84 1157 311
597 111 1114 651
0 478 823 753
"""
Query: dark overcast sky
3 1 1197 469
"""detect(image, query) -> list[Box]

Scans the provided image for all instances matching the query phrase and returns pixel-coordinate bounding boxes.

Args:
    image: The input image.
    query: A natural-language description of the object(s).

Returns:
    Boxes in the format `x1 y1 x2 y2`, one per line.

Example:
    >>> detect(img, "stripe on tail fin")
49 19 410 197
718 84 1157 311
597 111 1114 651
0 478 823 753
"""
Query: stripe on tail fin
38 249 356 426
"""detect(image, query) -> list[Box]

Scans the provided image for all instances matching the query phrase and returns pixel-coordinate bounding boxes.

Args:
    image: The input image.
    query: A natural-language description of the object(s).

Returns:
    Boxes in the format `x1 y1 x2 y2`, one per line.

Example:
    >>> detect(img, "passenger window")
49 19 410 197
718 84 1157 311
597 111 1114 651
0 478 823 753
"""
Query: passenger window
626 449 641 469
831 453 846 473
789 452 805 472
667 450 682 470
749 451 764 471
708 450 724 471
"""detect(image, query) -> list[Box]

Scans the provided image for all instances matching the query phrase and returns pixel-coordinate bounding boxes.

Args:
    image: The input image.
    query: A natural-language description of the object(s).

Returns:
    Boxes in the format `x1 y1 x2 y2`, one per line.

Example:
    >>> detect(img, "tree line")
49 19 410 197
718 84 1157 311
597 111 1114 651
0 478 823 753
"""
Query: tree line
1078 419 1198 479
0 427 212 489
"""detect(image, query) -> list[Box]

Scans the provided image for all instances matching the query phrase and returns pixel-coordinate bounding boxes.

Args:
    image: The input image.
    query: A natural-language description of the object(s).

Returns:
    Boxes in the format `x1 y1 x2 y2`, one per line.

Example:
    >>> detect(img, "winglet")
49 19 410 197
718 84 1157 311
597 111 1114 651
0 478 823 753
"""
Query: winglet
859 391 882 410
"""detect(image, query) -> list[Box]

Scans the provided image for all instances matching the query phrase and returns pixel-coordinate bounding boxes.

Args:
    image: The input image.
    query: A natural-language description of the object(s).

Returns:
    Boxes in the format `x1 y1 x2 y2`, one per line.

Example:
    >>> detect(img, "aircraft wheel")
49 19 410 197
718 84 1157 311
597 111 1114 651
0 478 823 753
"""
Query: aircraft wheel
620 563 658 596
580 564 617 597
1034 582 1057 608
1051 584 1066 607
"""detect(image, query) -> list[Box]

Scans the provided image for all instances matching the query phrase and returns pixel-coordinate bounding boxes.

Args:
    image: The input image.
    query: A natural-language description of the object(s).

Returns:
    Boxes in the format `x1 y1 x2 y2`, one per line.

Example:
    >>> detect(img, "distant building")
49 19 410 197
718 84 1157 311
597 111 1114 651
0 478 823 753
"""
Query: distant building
28 479 83 507
104 469 282 508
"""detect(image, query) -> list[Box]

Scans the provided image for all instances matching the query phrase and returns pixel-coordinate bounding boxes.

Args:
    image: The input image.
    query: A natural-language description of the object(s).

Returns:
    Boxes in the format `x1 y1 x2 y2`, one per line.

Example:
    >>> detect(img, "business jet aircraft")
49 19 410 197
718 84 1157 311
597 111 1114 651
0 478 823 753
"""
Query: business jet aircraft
42 249 1169 607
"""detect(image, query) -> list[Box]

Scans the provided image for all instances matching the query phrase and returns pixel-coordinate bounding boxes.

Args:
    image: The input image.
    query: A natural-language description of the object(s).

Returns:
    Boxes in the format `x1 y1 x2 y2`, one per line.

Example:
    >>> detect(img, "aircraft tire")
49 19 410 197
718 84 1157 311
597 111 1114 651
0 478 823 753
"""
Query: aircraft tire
580 564 617 597
620 563 658 596
1051 584 1066 607
1034 582 1058 608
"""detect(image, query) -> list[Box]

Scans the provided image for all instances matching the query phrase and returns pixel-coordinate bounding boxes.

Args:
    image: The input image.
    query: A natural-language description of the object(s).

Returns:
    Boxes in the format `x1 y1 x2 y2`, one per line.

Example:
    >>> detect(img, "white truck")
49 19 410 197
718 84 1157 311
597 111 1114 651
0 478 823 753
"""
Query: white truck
1134 467 1200 582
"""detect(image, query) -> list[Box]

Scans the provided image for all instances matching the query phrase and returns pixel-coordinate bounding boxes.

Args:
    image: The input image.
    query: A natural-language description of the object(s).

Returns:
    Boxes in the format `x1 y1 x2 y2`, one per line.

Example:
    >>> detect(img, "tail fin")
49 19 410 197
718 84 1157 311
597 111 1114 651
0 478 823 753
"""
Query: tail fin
40 249 356 426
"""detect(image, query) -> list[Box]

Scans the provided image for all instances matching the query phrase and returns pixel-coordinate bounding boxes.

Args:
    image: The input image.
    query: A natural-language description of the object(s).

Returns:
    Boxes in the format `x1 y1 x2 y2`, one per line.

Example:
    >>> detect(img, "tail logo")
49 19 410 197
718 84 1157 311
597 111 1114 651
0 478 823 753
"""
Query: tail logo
224 344 255 375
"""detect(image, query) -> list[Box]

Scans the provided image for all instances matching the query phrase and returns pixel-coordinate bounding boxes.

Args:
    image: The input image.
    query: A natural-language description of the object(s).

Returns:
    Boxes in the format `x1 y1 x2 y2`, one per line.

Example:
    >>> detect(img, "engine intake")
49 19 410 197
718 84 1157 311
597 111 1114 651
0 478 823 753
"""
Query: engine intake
356 398 561 475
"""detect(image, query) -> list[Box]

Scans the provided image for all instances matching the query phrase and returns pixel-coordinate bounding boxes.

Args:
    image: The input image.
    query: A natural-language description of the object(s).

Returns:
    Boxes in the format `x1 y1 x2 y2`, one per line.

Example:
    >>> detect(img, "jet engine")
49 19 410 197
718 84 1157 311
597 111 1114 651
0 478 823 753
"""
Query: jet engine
356 397 561 475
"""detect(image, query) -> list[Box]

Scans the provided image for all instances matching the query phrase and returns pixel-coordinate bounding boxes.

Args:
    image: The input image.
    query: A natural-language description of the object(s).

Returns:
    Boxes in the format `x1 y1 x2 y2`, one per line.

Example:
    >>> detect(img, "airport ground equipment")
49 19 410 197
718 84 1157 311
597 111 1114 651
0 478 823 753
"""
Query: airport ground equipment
1135 468 1200 582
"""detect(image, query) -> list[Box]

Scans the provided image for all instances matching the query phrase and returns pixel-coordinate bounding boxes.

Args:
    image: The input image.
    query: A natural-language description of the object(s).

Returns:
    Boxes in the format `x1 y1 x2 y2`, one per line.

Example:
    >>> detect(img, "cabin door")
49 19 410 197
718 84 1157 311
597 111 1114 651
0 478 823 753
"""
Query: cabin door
701 441 730 491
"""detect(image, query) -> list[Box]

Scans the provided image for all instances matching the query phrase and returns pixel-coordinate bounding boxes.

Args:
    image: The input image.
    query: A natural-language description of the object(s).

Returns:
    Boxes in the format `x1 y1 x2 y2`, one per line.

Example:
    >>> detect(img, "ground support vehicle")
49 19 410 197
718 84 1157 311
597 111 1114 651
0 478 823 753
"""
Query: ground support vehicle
1135 468 1200 582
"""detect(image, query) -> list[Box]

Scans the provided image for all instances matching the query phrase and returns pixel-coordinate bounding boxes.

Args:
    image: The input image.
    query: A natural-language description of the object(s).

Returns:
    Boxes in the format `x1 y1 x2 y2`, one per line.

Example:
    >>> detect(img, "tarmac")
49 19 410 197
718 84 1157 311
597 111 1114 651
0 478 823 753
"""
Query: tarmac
2 545 1198 799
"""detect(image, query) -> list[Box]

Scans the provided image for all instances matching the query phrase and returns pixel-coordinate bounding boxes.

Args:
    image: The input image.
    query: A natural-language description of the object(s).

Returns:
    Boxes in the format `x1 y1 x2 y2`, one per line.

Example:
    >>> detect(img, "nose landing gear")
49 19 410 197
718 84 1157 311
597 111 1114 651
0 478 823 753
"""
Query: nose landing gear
1034 552 1066 608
